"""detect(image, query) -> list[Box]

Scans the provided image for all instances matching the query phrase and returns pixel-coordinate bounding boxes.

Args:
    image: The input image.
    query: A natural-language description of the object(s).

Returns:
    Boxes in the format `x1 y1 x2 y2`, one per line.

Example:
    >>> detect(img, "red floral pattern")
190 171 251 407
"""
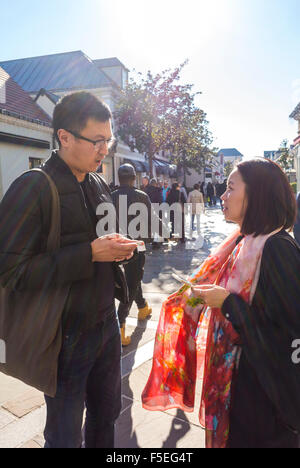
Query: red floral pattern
142 228 281 448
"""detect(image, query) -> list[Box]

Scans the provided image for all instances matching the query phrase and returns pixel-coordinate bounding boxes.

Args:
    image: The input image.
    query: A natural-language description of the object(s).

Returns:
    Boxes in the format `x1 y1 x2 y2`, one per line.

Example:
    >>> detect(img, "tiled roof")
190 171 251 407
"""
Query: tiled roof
0 67 52 125
0 51 115 94
218 148 244 158
290 102 300 120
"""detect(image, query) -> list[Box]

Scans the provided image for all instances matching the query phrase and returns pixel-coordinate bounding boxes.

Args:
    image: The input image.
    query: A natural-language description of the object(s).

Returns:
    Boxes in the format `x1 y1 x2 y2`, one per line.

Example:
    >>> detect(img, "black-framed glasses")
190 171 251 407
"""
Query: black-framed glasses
66 129 115 151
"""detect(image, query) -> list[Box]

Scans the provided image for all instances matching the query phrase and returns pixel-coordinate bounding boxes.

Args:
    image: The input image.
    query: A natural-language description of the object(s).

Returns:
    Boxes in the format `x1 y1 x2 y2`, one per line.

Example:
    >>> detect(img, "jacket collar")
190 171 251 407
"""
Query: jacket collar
43 151 92 187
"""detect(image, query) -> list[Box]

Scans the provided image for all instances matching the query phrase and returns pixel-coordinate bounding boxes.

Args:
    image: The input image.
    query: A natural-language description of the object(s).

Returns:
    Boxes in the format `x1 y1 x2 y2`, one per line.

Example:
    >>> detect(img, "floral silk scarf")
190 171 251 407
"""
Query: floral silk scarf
142 227 281 448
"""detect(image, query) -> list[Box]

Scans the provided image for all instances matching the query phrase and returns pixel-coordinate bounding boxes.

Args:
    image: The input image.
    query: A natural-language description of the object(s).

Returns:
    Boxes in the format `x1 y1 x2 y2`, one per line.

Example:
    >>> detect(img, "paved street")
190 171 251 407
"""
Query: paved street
0 207 235 448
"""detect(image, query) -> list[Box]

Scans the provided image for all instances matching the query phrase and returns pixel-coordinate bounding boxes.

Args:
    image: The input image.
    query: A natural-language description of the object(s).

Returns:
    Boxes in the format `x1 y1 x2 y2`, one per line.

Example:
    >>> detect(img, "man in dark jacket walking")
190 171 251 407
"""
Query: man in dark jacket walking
0 92 138 448
112 164 152 346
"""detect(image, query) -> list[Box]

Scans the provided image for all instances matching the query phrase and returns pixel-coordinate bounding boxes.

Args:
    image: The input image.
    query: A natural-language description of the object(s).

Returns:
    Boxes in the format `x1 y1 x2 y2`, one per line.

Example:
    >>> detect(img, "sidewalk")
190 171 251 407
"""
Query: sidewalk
0 207 235 448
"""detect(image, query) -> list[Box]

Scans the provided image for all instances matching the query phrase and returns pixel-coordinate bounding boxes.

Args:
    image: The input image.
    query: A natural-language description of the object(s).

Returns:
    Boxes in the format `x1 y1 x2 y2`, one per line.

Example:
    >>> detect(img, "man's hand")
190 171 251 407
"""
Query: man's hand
192 284 230 309
91 234 138 263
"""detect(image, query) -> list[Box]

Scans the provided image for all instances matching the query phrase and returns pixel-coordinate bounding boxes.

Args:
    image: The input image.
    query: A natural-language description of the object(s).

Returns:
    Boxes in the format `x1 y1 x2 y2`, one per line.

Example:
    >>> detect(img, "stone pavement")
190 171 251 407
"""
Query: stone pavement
0 206 235 448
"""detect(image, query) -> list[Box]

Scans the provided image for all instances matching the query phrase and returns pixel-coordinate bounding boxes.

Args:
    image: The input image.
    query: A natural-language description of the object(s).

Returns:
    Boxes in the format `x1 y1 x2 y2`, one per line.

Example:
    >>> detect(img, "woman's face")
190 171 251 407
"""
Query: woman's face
221 169 248 227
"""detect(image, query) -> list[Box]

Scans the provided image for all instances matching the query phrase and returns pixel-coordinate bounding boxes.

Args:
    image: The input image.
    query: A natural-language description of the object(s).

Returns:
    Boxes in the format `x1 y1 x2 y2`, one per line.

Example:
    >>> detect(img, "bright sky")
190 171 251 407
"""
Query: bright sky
1 0 300 159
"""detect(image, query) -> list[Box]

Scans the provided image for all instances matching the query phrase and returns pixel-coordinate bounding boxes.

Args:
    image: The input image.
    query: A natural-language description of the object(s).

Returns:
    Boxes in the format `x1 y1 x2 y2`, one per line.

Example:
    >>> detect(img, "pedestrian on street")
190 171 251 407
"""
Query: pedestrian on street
216 180 226 209
112 164 153 346
141 175 150 192
146 178 163 204
167 182 187 243
180 183 188 201
143 158 300 448
146 179 164 248
162 181 171 202
0 92 138 448
187 183 205 235
294 192 300 245
206 182 214 207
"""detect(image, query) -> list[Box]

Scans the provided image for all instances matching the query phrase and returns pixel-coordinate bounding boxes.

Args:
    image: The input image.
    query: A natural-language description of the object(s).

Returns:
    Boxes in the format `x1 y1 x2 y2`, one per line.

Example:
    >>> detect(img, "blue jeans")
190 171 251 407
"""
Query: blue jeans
44 309 122 448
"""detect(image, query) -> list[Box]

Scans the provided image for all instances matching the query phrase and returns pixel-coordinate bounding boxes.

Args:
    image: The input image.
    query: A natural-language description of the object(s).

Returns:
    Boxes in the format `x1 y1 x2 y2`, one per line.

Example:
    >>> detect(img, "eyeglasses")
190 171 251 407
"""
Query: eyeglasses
66 129 115 151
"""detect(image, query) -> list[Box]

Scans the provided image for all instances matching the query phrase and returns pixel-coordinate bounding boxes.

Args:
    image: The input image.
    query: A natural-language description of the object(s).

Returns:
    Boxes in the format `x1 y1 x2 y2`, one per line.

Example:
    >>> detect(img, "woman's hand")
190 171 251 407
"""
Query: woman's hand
192 284 230 309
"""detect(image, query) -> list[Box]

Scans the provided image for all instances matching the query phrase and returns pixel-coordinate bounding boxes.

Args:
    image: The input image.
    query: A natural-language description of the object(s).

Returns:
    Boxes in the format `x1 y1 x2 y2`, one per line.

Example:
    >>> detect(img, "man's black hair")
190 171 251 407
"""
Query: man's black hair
53 91 112 146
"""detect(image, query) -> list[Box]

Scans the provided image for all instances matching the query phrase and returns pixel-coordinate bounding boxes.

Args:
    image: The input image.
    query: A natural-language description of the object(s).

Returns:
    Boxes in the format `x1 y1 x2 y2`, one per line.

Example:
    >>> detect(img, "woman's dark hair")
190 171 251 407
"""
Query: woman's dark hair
237 158 296 236
53 91 112 146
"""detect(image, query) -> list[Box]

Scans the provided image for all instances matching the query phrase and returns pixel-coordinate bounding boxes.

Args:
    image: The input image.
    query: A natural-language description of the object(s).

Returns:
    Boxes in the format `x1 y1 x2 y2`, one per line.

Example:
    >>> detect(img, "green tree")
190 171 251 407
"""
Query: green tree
224 161 234 178
276 139 294 172
114 63 214 178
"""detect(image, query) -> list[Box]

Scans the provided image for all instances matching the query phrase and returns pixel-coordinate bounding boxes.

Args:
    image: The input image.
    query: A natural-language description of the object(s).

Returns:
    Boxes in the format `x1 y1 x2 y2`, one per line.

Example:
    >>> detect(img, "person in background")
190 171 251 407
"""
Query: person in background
294 192 300 245
187 183 205 236
112 164 152 346
141 175 150 193
216 180 226 209
212 183 217 206
206 182 214 207
163 180 171 203
146 178 163 204
162 181 170 202
167 182 187 243
180 183 188 200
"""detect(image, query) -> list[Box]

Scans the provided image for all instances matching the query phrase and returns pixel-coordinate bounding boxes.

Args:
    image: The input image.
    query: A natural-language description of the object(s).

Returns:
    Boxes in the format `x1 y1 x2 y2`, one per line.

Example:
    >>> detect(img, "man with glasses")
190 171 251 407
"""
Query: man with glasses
0 91 138 448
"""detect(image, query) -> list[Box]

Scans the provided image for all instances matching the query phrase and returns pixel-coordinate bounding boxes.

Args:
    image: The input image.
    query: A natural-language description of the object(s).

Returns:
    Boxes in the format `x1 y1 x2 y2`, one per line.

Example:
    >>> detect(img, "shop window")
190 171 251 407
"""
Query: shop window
29 158 43 169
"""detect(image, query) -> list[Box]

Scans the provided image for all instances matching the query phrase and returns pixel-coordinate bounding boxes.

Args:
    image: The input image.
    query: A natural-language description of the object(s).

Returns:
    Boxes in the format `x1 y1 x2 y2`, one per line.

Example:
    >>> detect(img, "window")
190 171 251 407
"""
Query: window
29 158 43 169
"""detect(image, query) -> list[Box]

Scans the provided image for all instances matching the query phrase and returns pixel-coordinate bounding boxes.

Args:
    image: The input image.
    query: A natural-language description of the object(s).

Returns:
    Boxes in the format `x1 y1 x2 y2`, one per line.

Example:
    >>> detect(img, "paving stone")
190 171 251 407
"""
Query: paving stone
33 433 45 447
2 389 44 418
20 439 41 448
0 373 36 406
116 399 205 448
0 409 16 430
0 406 46 448
121 324 156 358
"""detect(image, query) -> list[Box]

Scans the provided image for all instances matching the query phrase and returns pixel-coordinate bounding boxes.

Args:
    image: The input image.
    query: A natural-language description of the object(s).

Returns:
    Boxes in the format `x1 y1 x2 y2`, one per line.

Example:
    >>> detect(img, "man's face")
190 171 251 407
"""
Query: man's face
64 118 113 175
142 177 149 187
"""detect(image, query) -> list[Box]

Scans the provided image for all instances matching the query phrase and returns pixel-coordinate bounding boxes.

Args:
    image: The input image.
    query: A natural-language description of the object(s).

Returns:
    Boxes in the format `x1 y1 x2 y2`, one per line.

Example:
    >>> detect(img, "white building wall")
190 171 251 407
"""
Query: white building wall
0 144 50 197
35 95 56 118
0 115 52 199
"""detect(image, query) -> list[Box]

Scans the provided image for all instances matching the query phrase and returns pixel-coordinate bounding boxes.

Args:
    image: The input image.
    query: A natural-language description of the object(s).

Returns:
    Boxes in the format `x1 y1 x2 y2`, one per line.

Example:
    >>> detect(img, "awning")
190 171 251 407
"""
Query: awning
124 158 149 173
154 159 177 177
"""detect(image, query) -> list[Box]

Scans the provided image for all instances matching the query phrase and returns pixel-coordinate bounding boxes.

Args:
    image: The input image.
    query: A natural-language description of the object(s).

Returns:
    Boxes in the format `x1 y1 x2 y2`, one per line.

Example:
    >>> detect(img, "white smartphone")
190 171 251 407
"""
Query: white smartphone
172 273 193 287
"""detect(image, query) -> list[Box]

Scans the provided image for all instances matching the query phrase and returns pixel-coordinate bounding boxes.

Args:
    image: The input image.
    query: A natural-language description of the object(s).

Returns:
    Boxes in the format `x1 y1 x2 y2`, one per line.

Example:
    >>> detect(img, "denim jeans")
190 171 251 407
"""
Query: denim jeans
44 309 122 448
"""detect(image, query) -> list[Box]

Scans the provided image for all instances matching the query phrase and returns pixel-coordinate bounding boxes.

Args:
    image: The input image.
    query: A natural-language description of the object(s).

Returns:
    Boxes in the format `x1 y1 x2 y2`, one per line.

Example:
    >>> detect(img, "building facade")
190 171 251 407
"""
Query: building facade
217 148 243 179
0 67 53 199
0 51 147 188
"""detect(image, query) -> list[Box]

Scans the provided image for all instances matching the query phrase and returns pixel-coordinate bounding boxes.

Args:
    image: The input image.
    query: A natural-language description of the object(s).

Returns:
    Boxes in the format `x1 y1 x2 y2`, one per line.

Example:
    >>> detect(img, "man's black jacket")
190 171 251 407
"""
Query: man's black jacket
111 185 153 242
0 151 128 336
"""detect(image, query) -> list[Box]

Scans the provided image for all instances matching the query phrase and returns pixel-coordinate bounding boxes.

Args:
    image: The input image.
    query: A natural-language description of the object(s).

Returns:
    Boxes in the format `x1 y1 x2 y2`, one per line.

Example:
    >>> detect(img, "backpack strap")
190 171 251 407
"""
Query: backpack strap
23 169 61 252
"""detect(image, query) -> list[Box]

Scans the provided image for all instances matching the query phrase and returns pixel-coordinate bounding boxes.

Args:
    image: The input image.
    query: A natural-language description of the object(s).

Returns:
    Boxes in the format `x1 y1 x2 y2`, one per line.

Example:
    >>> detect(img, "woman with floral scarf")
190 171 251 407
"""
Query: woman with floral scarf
142 159 300 448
